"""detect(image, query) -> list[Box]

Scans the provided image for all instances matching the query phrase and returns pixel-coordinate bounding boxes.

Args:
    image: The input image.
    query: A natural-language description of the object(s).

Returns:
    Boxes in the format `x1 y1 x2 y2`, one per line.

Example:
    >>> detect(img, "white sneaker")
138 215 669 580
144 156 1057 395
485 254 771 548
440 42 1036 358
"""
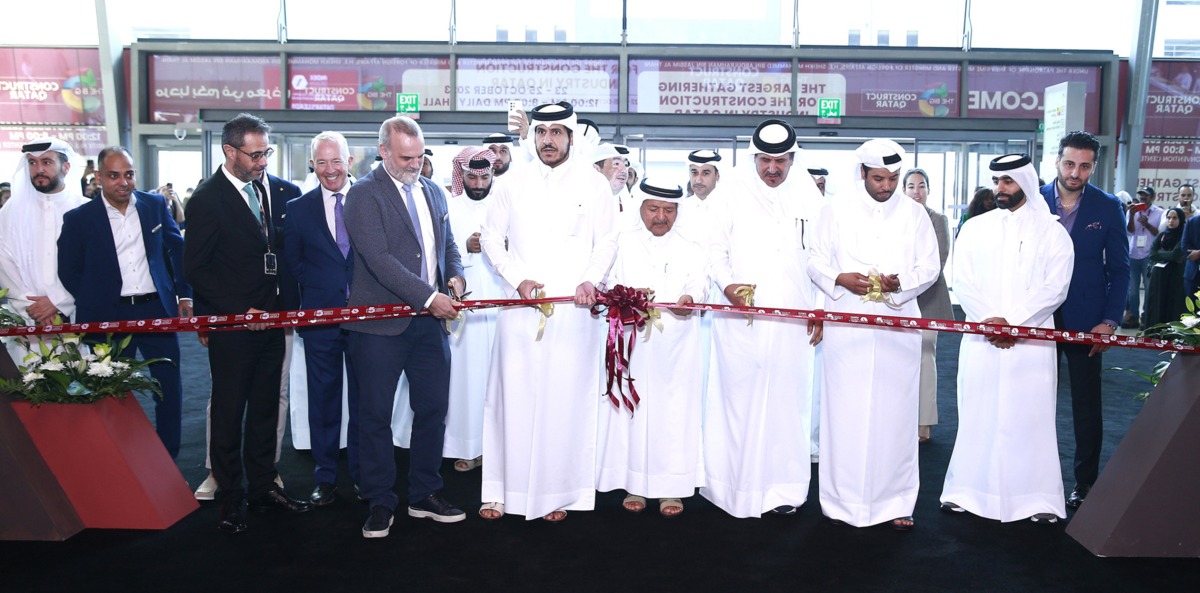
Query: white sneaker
193 473 217 501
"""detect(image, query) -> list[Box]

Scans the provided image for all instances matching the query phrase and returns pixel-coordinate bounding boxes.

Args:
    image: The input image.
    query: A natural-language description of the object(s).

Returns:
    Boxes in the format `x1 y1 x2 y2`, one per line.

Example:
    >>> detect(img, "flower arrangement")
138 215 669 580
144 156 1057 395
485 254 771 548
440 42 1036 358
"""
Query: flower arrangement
1109 290 1200 400
0 288 27 328
0 332 167 405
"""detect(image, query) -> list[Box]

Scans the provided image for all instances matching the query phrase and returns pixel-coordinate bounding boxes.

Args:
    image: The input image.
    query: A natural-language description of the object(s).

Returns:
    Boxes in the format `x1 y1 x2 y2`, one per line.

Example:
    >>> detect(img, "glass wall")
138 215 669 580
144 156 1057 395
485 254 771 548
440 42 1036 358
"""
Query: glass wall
8 0 1200 59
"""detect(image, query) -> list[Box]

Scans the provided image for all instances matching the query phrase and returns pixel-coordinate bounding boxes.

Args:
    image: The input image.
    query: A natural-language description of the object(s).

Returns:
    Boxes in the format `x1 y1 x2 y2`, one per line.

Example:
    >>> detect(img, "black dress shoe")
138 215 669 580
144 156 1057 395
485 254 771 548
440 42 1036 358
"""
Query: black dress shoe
249 488 314 515
217 501 248 534
1066 484 1091 509
311 483 337 507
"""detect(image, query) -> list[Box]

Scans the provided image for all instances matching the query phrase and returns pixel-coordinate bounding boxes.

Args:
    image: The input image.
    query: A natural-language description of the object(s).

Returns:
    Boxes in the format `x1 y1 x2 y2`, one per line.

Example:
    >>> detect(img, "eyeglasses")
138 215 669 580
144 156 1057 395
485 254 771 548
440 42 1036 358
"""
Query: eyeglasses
229 145 275 161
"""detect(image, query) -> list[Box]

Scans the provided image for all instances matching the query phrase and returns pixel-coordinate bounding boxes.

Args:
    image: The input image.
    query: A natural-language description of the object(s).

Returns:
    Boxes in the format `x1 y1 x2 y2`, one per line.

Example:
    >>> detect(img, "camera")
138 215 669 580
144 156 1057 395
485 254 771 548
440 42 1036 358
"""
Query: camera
173 127 187 141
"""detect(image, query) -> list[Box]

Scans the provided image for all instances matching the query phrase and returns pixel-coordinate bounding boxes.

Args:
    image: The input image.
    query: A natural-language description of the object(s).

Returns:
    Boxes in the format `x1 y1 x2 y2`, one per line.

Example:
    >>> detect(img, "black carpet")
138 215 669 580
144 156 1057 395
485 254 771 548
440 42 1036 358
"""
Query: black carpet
3 316 1198 593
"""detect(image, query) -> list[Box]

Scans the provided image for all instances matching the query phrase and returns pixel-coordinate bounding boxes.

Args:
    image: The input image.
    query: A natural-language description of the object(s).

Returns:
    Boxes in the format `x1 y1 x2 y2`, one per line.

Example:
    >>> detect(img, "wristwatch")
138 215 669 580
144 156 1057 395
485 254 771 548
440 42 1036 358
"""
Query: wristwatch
1103 322 1118 331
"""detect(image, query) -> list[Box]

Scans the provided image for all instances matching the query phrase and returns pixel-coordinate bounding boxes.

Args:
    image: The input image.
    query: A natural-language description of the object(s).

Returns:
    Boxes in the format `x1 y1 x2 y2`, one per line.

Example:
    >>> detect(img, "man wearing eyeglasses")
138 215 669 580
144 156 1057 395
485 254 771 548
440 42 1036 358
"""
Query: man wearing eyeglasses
184 112 310 534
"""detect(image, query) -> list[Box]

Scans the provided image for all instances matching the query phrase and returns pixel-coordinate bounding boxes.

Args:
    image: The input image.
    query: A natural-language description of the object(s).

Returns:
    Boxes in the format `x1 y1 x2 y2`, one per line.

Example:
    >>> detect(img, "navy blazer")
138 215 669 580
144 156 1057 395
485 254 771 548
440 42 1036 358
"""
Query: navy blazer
183 168 300 316
342 167 463 336
283 186 354 333
58 190 191 323
1183 214 1200 294
1041 181 1131 331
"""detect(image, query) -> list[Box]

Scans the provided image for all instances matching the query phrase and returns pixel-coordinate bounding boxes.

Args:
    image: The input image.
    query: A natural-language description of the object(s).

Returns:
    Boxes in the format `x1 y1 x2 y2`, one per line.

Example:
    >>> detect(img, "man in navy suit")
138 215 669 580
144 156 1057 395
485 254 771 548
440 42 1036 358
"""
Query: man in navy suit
184 113 311 533
58 146 191 458
1183 210 1200 297
345 116 465 539
1040 131 1130 509
283 131 359 507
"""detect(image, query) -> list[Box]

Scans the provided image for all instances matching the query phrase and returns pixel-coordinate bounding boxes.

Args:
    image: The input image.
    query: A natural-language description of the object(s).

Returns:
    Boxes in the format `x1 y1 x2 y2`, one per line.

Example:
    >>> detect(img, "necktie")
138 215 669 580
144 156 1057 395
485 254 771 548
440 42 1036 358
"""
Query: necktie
403 184 428 282
333 193 349 258
243 182 266 238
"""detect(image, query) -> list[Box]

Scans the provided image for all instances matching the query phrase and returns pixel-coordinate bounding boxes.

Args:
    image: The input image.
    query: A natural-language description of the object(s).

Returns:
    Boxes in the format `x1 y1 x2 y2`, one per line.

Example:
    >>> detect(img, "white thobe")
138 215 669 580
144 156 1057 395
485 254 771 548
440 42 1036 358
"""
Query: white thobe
596 227 708 499
479 153 618 519
0 188 86 360
807 188 940 527
394 193 506 459
941 205 1074 521
701 172 825 518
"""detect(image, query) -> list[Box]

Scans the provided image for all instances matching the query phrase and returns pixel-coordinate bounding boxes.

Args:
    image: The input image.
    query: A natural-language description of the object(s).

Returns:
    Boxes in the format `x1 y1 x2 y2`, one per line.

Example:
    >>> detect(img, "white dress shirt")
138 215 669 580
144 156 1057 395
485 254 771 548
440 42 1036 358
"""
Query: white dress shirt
103 194 157 297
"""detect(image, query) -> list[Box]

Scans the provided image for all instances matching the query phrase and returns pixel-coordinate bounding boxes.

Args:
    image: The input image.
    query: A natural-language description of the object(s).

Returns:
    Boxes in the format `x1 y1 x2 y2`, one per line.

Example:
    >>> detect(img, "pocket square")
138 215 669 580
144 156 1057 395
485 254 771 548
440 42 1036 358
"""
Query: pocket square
1085 221 1102 230
151 224 162 233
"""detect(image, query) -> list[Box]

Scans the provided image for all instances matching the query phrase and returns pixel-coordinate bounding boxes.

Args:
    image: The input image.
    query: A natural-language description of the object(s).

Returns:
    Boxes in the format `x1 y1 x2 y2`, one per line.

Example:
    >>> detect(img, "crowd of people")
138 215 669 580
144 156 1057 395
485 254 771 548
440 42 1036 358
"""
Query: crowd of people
3 105 1197 538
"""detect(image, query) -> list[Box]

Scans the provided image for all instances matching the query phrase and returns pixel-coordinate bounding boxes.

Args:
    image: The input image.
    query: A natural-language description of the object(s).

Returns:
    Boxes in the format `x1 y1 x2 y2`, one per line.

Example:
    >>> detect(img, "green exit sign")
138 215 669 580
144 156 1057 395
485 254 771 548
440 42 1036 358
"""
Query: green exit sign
396 93 420 114
818 98 841 119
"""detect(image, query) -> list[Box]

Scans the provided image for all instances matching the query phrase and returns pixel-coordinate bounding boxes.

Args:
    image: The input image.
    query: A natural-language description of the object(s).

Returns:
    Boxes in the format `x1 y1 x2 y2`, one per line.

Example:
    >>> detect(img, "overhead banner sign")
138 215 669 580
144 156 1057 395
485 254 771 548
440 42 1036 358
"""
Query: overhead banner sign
147 54 283 124
1144 61 1200 138
966 64 1101 132
629 60 791 115
795 62 960 118
287 56 450 112
1139 139 1200 207
455 57 619 112
0 47 105 126
0 126 108 158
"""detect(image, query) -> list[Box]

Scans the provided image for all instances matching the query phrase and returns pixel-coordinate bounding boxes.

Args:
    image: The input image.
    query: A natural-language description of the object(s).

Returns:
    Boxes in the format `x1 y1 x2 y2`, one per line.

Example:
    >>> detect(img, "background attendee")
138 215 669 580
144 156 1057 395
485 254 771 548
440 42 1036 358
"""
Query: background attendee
1124 186 1163 329
1144 207 1189 329
958 186 996 230
1040 130 1130 510
904 168 952 444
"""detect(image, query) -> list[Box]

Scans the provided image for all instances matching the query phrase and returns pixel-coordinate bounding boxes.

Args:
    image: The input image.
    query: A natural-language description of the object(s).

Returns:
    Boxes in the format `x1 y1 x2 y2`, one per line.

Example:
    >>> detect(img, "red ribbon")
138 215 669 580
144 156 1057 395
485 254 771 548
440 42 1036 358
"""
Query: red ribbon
1 296 1193 354
589 285 651 413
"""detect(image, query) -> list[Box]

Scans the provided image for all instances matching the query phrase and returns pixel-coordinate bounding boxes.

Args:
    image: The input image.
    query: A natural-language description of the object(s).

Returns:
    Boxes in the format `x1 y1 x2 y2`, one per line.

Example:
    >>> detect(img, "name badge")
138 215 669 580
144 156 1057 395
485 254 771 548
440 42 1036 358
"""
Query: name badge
264 252 278 276
1135 235 1147 248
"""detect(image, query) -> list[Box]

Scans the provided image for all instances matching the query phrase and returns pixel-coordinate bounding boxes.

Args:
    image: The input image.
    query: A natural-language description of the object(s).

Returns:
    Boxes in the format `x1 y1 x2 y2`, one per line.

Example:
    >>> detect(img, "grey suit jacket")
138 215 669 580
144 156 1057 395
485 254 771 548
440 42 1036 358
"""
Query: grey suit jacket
342 166 463 336
917 206 954 321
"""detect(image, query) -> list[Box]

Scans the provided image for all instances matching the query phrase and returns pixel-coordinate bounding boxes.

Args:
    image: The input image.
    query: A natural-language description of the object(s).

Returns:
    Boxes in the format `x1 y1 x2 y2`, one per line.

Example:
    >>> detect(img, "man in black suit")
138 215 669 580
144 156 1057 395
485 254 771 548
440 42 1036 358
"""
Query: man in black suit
345 115 465 539
183 113 311 533
57 146 191 458
282 131 359 507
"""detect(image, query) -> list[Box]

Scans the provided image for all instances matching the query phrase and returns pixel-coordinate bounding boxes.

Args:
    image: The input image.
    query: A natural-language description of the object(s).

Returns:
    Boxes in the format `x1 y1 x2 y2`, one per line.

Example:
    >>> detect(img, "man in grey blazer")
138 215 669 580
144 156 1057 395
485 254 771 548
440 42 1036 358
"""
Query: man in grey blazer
344 115 466 539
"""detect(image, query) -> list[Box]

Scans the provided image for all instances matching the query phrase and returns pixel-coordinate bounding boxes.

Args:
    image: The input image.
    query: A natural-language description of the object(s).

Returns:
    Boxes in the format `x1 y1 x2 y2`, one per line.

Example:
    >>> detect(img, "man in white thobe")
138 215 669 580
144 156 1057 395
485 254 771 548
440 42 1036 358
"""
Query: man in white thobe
675 149 725 247
593 143 639 231
941 154 1073 524
702 119 825 518
807 139 940 530
478 101 618 522
0 138 86 358
596 180 707 517
396 147 505 472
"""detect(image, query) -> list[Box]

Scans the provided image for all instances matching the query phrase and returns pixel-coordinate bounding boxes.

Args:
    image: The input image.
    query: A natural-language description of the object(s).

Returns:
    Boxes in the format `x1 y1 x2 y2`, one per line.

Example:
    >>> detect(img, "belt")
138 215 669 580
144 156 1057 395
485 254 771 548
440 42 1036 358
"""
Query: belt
119 292 159 305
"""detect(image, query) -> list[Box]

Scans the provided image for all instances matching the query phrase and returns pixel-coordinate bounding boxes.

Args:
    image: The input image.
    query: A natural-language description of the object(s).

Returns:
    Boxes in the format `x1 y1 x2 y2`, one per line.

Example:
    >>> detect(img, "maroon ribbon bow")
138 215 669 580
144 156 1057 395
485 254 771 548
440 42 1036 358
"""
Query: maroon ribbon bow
589 285 651 413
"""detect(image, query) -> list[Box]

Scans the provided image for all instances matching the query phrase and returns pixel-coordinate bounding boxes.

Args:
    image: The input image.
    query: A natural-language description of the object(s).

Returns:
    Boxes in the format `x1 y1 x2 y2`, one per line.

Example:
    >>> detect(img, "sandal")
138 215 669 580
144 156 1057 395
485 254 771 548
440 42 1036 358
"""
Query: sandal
659 498 683 518
478 502 504 520
543 509 567 523
454 456 482 472
891 516 915 531
622 494 647 513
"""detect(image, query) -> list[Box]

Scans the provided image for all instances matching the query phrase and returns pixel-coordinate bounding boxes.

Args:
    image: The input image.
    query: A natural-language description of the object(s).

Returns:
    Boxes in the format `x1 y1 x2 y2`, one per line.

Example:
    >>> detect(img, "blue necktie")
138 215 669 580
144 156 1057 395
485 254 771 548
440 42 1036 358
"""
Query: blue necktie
403 184 427 282
333 193 349 258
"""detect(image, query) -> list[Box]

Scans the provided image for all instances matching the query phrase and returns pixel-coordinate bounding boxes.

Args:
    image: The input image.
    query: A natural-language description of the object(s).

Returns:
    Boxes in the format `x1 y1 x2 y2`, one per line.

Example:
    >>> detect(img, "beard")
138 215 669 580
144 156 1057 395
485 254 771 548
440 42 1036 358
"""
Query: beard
464 184 491 201
996 188 1026 210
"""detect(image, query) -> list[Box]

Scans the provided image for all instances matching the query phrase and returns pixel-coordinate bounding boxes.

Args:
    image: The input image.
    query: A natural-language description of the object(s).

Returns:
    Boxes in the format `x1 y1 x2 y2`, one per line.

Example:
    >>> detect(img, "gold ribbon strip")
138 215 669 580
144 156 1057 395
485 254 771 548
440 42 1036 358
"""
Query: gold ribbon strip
734 284 757 325
531 287 555 341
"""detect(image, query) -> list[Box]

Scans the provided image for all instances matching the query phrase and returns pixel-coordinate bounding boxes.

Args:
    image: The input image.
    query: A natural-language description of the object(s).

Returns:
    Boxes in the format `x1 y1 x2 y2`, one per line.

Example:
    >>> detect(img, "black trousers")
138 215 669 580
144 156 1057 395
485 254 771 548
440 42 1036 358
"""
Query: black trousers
1056 341 1104 488
207 327 285 502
